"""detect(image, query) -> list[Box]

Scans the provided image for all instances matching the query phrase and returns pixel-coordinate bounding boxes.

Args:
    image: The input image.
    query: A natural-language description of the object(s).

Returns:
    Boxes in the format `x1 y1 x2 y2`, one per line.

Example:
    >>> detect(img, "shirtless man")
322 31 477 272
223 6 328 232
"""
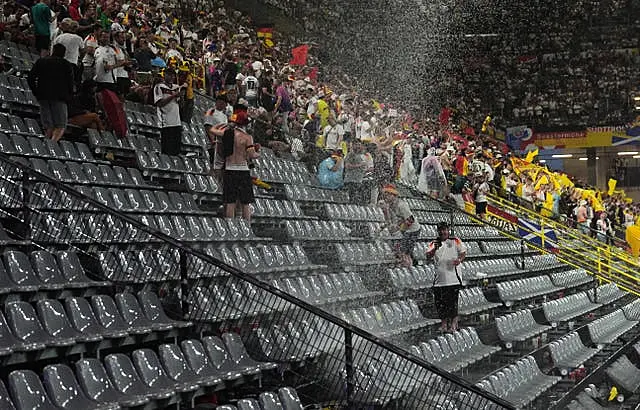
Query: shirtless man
210 110 260 220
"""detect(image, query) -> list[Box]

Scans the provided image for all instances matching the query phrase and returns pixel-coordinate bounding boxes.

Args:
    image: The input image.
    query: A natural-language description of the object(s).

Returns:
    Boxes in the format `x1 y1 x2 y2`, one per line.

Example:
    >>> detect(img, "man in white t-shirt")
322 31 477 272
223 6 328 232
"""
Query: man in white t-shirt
81 24 100 82
154 68 182 155
427 222 467 332
242 73 259 107
93 30 118 91
165 37 183 60
52 19 83 68
323 117 344 151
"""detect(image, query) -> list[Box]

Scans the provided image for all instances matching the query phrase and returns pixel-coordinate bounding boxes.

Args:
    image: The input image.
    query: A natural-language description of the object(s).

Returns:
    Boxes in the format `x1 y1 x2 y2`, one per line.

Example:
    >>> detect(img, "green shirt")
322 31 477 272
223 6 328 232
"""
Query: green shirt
31 2 51 36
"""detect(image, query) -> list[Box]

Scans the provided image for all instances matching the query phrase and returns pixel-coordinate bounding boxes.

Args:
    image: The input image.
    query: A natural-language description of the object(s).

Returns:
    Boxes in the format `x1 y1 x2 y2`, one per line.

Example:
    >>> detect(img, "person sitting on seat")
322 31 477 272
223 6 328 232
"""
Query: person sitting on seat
317 150 344 190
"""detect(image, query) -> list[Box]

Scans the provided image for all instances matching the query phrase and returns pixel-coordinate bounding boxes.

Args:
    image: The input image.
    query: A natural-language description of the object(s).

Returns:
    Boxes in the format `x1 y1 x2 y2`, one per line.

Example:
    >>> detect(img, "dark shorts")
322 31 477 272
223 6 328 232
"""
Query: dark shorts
39 100 68 129
398 229 420 255
116 77 131 97
434 285 462 319
160 126 182 156
35 34 50 51
223 170 254 204
476 201 487 215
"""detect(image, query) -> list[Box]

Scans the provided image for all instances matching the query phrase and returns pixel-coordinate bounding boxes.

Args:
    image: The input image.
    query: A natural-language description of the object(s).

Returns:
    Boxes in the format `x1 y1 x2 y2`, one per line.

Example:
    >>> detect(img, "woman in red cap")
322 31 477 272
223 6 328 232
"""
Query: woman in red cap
380 184 421 267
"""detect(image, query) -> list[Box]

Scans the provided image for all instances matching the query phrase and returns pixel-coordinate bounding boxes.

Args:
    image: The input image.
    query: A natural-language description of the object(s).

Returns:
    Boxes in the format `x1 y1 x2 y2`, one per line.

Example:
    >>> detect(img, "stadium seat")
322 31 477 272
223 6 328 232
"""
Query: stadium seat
76 358 149 407
8 370 59 410
115 292 170 332
542 293 599 323
496 309 551 343
496 275 557 303
606 355 640 393
43 364 119 410
458 288 501 315
588 310 638 344
158 343 213 389
132 348 197 392
6 301 74 348
104 353 174 400
549 332 599 369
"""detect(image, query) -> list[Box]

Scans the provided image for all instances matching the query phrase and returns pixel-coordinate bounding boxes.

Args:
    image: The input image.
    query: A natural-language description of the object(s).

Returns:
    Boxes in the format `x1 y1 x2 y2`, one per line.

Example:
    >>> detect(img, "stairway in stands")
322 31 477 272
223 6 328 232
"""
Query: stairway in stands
2 38 640 408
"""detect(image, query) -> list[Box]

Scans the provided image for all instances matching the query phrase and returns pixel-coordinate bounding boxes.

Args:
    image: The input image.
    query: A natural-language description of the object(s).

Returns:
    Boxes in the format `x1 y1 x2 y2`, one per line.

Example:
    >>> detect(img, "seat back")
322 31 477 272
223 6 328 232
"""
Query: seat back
8 370 55 410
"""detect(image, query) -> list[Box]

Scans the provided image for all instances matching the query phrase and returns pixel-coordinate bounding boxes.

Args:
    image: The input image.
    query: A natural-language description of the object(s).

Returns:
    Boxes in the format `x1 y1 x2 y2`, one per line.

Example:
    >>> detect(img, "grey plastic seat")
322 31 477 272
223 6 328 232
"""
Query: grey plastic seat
8 370 59 410
217 406 237 410
201 336 243 381
0 379 16 410
56 251 107 288
159 343 217 388
133 348 195 393
114 292 159 332
76 358 149 407
113 166 135 186
90 295 136 335
31 251 67 289
3 250 42 291
223 332 275 373
0 310 19 355
64 297 116 339
0 259 17 294
137 291 191 329
278 387 304 409
104 353 174 400
237 398 260 410
259 392 284 410
43 364 118 410
180 339 225 384
5 301 60 349
36 299 90 344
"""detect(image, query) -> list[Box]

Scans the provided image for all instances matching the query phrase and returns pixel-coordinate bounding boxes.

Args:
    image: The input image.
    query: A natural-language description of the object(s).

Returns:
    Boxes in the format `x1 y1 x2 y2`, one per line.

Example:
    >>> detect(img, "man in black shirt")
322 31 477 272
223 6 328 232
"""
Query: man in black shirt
27 44 74 142
134 37 156 72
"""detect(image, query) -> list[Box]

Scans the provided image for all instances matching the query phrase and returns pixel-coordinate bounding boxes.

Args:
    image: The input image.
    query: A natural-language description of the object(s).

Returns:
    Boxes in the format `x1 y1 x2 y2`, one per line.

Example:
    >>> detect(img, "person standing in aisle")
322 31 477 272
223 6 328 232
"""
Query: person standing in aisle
154 68 183 155
427 222 467 333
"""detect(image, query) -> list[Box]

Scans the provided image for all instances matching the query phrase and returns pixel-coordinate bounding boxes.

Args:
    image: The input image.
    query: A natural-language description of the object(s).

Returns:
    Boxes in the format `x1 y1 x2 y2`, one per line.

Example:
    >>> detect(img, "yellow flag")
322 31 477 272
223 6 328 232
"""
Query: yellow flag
608 178 617 196
372 99 382 111
525 148 539 163
558 174 574 188
534 175 549 190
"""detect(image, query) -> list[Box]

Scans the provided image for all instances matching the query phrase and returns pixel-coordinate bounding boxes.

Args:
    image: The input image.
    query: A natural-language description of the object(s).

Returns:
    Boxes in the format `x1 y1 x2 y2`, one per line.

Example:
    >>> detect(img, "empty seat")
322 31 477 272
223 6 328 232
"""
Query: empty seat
115 292 165 332
42 364 118 409
0 379 16 410
6 301 67 349
278 387 304 409
549 332 599 369
159 343 218 387
90 295 136 335
223 332 276 373
30 251 67 289
76 358 149 407
132 348 196 393
3 250 42 291
64 296 118 339
138 291 191 328
8 370 58 410
104 353 174 400
201 336 244 381
606 355 640 393
36 299 90 344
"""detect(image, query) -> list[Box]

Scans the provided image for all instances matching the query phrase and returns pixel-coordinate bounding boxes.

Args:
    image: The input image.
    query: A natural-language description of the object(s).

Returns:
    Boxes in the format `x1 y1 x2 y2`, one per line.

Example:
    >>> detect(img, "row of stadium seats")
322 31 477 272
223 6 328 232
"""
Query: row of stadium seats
411 328 501 372
0 333 288 410
0 292 188 354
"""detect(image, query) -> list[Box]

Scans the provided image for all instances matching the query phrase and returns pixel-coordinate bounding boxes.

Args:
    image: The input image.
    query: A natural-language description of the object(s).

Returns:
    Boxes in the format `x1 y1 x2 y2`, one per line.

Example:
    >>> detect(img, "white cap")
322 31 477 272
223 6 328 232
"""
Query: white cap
251 61 263 71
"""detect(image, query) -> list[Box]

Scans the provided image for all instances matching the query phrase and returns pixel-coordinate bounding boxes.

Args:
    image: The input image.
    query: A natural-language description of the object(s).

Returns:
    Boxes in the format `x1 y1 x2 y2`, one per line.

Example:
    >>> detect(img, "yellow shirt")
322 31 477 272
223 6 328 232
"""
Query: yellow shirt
317 99 330 128
184 74 194 100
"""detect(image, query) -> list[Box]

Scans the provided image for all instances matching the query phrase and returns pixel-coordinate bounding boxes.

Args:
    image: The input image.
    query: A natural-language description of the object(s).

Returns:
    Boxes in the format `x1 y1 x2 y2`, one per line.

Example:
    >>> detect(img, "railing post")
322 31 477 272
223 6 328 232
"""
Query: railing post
21 170 31 243
540 218 545 250
520 239 526 269
344 328 354 408
179 249 189 319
